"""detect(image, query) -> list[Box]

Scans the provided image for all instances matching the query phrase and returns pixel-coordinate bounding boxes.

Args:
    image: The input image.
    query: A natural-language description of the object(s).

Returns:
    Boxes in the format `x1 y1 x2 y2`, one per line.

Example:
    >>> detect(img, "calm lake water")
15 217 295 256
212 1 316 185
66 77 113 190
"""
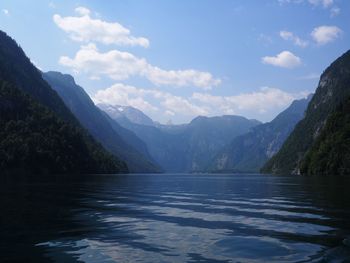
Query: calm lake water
1 174 350 262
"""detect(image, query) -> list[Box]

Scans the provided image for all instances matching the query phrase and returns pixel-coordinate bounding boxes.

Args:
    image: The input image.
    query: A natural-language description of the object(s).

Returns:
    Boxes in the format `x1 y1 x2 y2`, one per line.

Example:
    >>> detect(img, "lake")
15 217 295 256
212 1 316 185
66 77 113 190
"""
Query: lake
1 174 350 262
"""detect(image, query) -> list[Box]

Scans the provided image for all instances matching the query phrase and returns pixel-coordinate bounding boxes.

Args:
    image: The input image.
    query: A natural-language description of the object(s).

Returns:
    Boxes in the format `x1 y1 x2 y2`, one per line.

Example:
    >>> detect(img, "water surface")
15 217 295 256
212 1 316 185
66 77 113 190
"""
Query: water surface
1 174 350 262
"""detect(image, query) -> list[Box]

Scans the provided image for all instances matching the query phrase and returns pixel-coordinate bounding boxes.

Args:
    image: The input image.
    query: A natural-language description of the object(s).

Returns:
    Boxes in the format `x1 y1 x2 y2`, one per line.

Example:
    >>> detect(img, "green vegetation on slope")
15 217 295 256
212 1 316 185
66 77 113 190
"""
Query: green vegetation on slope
0 81 127 174
0 30 127 174
262 50 350 175
300 97 350 175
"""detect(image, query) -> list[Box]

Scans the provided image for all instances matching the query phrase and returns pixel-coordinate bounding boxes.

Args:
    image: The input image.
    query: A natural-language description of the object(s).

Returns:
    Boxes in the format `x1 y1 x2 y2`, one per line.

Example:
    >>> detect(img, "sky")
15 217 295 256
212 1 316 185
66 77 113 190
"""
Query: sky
0 0 349 124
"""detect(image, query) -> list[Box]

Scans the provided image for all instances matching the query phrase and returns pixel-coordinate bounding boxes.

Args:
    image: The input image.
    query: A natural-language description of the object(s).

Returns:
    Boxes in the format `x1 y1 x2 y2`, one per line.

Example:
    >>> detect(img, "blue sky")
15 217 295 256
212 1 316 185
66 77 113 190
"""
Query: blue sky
0 0 349 124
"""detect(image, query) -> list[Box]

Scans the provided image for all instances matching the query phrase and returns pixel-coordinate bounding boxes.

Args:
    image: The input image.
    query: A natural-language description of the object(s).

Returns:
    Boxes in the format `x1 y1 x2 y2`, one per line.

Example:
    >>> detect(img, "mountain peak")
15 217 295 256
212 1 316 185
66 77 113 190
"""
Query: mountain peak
97 103 155 126
262 49 350 175
45 71 76 85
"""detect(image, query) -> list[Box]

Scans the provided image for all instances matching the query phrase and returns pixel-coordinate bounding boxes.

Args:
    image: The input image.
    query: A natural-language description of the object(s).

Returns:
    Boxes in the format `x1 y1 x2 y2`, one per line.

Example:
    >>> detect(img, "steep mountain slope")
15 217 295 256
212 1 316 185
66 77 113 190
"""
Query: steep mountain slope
180 116 261 172
100 107 261 172
208 95 311 172
0 31 76 123
43 71 161 173
262 50 350 175
300 97 350 175
0 30 127 174
0 81 125 174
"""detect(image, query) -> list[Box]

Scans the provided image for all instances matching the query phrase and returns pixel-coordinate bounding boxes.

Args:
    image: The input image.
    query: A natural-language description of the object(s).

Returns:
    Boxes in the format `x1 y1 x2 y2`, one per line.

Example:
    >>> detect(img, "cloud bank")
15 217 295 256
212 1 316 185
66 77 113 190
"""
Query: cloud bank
54 7 150 47
59 43 221 89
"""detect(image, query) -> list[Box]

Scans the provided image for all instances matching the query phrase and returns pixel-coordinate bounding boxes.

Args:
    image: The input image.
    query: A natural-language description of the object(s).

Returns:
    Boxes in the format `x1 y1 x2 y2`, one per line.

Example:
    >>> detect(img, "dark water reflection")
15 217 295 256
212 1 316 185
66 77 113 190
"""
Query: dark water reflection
0 174 350 262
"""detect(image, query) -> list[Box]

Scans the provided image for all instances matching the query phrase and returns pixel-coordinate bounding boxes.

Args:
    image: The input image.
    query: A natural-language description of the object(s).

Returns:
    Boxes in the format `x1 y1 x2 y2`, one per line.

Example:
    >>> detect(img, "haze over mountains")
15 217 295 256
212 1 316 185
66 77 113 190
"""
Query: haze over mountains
99 107 262 172
0 29 349 176
208 95 312 173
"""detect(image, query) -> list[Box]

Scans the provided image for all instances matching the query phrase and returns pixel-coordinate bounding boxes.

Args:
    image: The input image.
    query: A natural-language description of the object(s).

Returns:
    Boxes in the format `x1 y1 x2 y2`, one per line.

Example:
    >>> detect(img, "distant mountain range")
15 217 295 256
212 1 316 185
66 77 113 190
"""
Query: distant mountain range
262 50 350 175
207 95 312 173
99 103 262 172
1 29 349 176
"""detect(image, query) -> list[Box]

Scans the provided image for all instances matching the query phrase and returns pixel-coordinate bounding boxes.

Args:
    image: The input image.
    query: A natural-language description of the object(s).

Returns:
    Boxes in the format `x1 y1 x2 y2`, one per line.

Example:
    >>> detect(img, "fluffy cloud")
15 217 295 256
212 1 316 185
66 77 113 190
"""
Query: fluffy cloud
74 6 90 16
311 26 342 45
262 51 301 68
192 87 307 115
2 9 9 16
93 83 208 117
59 43 221 89
53 7 149 47
93 83 158 113
280 31 308 47
93 84 308 123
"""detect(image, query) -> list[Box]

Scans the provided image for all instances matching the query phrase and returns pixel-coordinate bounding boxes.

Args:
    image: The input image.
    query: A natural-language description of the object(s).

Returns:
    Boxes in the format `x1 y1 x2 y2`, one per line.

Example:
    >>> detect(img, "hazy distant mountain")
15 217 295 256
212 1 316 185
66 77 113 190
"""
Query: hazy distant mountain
98 104 155 126
0 30 126 174
43 71 161 173
208 95 312 173
262 50 350 175
100 106 261 172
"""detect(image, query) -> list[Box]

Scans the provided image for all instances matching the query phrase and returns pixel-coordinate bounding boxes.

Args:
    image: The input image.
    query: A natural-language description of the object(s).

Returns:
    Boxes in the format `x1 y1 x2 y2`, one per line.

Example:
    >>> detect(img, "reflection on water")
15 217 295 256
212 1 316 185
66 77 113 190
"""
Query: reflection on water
1 174 350 262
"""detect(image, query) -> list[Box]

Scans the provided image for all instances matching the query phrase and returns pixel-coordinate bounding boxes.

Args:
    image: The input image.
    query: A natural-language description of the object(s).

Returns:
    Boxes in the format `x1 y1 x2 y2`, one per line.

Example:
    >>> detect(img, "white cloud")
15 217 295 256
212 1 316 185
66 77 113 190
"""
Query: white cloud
280 31 308 47
93 83 158 113
147 66 220 89
311 26 342 45
330 7 340 17
59 43 221 89
74 6 90 16
93 83 208 117
161 95 208 116
278 0 339 15
279 0 333 7
192 87 307 116
262 51 301 68
278 0 303 4
53 6 149 47
93 84 309 123
165 110 175 116
308 0 333 8
2 9 9 16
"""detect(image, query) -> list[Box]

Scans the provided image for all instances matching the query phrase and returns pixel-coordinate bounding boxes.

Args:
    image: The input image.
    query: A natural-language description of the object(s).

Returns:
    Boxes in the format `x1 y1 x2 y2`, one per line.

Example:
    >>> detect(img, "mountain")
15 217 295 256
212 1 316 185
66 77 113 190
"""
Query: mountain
98 104 155 126
0 30 126 174
99 107 261 172
208 95 312 173
262 50 350 175
43 71 161 173
300 97 350 175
